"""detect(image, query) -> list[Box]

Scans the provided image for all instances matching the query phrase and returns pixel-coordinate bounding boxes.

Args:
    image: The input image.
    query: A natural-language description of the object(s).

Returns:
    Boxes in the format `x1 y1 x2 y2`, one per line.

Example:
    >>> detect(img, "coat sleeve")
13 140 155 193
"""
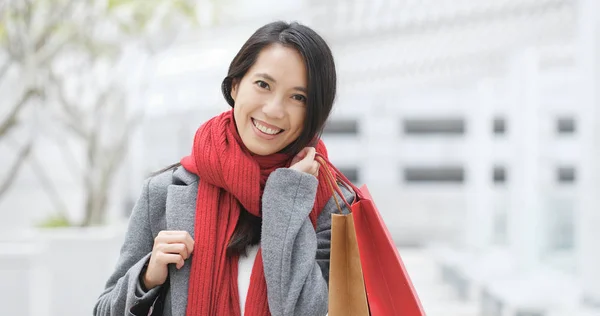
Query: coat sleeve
93 178 164 316
261 168 353 316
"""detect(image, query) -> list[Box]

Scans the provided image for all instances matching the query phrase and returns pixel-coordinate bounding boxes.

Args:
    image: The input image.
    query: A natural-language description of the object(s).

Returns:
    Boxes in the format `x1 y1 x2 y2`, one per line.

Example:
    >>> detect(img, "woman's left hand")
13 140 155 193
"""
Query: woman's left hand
289 147 319 177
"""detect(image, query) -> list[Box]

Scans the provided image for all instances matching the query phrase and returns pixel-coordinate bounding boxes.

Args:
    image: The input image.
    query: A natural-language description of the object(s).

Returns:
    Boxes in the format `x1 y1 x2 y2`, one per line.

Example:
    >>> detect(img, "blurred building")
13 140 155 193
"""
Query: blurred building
140 0 578 249
2 0 600 315
135 0 600 314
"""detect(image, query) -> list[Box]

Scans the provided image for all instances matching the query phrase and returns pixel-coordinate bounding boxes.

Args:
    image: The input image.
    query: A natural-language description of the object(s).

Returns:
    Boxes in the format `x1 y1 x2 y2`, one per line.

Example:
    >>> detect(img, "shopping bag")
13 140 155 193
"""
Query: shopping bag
352 186 425 315
317 154 425 316
320 157 369 316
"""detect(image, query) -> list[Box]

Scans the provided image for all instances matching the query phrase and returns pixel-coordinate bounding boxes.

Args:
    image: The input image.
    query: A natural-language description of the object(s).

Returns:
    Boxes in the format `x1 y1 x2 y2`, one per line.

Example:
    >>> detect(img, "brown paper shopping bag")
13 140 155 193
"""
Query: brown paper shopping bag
318 154 426 316
320 157 370 316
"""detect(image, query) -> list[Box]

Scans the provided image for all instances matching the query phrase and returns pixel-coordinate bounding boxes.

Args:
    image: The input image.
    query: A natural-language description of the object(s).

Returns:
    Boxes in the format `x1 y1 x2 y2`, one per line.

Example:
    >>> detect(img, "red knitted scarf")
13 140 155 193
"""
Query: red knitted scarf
180 110 332 315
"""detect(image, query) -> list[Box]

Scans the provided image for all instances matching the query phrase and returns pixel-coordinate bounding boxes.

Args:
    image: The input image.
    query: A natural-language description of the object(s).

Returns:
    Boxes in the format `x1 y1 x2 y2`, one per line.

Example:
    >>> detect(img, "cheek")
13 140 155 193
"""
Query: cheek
237 88 265 113
233 88 254 116
233 102 249 134
233 103 243 123
289 109 306 135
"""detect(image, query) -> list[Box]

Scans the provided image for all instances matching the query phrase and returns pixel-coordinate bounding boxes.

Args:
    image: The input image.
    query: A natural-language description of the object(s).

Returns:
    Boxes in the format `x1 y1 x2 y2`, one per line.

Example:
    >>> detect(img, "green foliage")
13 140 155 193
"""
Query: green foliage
36 212 72 228
0 24 5 44
107 0 137 10
1 0 198 56
0 0 198 227
173 0 197 21
107 0 198 36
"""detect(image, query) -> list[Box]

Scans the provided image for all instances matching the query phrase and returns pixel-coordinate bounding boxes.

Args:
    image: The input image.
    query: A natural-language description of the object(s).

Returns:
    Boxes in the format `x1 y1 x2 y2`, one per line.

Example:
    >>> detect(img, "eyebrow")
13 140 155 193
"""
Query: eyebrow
256 73 307 93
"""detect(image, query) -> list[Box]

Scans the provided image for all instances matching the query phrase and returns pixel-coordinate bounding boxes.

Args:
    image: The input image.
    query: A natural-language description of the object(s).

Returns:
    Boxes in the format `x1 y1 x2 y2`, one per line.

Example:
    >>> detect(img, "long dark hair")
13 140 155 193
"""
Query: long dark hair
155 21 337 257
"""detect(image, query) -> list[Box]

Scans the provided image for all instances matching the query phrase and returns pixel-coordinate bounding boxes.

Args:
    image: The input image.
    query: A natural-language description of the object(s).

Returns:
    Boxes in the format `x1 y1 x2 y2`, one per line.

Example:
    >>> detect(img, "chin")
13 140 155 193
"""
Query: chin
246 144 280 156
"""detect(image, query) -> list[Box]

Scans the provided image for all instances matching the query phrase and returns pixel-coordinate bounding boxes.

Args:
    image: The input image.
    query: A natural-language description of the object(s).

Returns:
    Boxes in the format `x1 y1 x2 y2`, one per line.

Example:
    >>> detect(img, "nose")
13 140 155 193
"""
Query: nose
262 97 285 119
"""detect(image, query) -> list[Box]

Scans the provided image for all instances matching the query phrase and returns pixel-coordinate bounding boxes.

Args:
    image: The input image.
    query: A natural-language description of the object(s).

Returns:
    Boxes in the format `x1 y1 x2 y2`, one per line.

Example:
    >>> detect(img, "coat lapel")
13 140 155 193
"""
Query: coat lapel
165 167 199 316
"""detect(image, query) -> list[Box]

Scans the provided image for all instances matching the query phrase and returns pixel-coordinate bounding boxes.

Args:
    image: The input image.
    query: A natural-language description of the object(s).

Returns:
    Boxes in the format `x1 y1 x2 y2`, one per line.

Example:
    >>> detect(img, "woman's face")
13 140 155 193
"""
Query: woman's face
230 44 307 156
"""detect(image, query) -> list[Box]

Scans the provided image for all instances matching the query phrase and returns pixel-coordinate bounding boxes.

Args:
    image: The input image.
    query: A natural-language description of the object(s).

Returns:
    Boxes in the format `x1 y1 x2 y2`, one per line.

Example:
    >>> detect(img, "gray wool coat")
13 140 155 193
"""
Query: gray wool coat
93 166 352 316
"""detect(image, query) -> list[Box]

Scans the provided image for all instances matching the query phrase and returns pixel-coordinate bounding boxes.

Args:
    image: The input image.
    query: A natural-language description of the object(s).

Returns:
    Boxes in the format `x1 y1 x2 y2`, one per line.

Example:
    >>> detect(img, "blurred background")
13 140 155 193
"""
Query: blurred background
1 0 599 315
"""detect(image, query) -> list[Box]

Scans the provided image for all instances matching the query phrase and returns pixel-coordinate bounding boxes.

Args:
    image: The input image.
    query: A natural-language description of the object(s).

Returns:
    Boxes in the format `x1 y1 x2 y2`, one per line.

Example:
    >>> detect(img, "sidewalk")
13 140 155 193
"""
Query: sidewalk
401 247 480 316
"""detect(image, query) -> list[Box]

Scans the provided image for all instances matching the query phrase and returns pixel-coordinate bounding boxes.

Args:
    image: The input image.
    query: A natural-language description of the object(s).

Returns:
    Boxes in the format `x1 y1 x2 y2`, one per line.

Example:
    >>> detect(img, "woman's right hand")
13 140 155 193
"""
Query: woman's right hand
142 230 195 290
289 147 320 177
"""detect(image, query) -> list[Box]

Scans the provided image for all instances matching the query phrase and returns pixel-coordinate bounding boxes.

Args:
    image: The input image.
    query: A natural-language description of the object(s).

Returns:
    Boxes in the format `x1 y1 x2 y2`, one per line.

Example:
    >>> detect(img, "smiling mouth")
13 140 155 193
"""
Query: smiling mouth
252 118 284 135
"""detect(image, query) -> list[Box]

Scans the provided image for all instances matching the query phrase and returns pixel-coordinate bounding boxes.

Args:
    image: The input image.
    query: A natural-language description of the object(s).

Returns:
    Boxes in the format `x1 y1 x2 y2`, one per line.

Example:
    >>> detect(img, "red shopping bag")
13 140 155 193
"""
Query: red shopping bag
317 154 425 316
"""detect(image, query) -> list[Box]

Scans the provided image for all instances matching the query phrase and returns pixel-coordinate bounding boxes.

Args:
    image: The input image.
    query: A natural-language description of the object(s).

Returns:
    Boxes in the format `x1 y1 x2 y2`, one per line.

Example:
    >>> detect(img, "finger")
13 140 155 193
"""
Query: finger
183 233 195 255
155 233 195 254
158 243 189 259
300 147 316 163
155 234 184 245
155 253 185 268
311 161 321 177
159 230 189 236
165 231 195 254
294 148 317 173
292 147 309 162
156 230 191 240
298 150 317 172
156 231 190 244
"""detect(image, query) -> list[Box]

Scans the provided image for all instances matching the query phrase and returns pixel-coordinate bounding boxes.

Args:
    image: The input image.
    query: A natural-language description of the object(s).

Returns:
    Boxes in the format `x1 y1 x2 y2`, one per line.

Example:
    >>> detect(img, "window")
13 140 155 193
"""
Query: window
323 119 358 135
557 117 576 134
493 117 506 135
403 118 464 135
557 167 576 184
493 166 507 184
338 167 359 183
547 199 575 251
515 311 544 316
403 166 464 183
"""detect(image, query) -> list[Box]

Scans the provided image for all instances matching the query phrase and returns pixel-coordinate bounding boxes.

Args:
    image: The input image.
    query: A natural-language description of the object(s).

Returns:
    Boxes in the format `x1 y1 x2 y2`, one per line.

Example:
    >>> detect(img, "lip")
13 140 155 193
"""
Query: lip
252 118 282 131
251 118 282 140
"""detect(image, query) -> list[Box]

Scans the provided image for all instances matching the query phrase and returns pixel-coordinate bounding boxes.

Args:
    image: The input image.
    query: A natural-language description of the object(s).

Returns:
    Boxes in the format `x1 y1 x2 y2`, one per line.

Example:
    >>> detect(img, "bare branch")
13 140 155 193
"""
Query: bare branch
3 6 24 62
37 32 78 66
49 70 88 139
49 70 77 116
103 110 142 180
12 2 30 62
94 84 116 113
82 102 142 226
104 131 130 179
52 130 84 183
0 87 41 137
23 0 33 35
0 61 11 82
57 115 88 140
33 0 78 52
86 129 98 167
0 140 33 199
27 146 70 214
0 61 12 88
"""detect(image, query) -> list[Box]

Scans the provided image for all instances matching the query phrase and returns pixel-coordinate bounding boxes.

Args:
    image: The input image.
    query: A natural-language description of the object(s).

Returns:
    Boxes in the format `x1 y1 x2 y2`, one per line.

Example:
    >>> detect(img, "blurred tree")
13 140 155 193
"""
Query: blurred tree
0 0 197 226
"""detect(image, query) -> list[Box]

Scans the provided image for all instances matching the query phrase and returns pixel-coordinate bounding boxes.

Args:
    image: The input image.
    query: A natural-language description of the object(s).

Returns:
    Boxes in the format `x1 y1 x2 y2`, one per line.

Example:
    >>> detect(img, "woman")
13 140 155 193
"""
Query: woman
94 21 352 316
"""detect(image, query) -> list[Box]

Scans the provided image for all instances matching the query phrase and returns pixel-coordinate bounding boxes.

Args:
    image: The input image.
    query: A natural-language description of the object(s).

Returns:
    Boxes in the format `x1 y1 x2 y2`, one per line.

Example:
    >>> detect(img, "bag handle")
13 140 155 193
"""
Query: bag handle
315 153 358 214
315 153 363 198
320 160 345 214
317 156 347 214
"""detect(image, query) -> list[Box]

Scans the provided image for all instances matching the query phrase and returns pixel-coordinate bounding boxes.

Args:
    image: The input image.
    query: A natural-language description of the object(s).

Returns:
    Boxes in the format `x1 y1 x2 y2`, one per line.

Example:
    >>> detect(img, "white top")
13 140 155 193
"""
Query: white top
238 243 260 315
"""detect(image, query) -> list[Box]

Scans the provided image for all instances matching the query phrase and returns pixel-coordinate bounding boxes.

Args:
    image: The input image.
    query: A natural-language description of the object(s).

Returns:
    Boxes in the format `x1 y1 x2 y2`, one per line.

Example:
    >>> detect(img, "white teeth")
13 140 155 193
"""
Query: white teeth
253 119 281 135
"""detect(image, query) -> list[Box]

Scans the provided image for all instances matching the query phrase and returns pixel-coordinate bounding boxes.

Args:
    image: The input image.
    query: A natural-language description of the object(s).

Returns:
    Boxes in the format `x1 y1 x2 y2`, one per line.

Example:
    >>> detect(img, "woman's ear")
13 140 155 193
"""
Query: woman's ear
230 79 239 102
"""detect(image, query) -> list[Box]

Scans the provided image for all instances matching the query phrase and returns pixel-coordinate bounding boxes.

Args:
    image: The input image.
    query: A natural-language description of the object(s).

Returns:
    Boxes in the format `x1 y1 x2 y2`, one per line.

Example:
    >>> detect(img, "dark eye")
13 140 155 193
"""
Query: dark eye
255 80 270 90
292 94 307 103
